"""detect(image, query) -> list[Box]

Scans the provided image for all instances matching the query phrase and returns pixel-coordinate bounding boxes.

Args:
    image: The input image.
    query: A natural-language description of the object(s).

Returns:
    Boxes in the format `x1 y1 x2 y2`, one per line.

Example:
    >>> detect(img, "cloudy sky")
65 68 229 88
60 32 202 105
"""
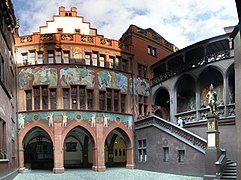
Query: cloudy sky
12 0 238 49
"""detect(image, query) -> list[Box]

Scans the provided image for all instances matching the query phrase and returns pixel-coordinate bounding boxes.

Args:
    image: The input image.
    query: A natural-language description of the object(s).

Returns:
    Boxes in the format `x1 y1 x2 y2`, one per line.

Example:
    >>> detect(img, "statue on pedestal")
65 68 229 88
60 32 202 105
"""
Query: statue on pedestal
206 84 218 115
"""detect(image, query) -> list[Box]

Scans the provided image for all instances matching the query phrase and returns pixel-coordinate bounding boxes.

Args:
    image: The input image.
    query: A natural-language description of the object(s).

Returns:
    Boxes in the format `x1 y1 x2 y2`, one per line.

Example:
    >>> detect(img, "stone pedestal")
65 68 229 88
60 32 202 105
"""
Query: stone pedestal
204 114 221 180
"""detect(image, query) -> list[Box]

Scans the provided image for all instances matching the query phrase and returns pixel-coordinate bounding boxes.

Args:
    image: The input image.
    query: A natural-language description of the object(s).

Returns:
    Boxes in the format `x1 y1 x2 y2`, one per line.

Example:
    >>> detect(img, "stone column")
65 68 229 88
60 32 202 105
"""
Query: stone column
126 146 134 169
18 147 25 173
92 123 106 172
53 122 64 173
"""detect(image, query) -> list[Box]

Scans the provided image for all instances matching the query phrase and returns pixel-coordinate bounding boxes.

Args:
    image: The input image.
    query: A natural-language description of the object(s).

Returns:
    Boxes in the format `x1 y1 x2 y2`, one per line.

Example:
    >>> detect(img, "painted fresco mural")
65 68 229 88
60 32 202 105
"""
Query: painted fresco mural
18 112 133 129
72 47 83 60
130 77 150 96
60 67 95 87
97 70 127 92
19 66 58 88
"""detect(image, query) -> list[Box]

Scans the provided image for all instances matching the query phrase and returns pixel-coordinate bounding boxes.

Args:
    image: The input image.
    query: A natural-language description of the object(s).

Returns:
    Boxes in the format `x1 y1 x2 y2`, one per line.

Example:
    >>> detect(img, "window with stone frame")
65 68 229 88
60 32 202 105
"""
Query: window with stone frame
87 90 93 110
55 49 62 63
22 52 28 65
148 45 156 56
122 59 128 71
163 147 169 162
85 52 91 65
92 52 98 66
29 50 36 65
0 119 6 159
25 90 32 110
121 94 126 113
63 51 70 63
138 139 147 162
34 86 40 110
42 86 48 109
114 90 119 112
178 150 185 163
70 86 89 110
100 54 105 67
107 89 112 111
99 91 105 111
48 51 54 64
138 64 148 77
109 56 114 68
50 89 57 109
138 95 143 116
63 88 70 109
37 51 43 64
0 54 4 83
115 56 120 69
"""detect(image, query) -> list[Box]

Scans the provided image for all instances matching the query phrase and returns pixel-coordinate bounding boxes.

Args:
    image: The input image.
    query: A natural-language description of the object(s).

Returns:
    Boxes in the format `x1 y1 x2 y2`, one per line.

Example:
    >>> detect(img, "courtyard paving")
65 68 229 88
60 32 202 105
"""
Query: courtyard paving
14 168 203 180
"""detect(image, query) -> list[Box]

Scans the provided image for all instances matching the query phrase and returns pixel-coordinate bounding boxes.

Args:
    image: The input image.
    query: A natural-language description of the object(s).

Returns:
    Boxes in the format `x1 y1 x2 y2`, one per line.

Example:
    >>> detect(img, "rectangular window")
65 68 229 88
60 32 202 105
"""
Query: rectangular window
138 64 142 76
50 89 56 109
122 59 128 71
115 57 120 69
87 90 93 110
34 86 40 110
0 119 6 159
144 96 148 117
163 147 169 162
178 150 185 163
25 90 32 110
22 53 28 65
29 50 35 65
148 45 156 56
114 90 119 112
100 55 105 67
63 89 70 109
79 87 85 109
109 56 114 68
85 52 91 65
37 52 43 64
64 51 70 63
99 91 105 111
121 94 126 113
71 86 77 109
0 55 4 83
48 51 54 63
92 53 98 66
107 89 112 111
139 95 143 116
42 86 48 109
138 139 147 162
56 49 62 63
143 66 147 78
12 139 15 157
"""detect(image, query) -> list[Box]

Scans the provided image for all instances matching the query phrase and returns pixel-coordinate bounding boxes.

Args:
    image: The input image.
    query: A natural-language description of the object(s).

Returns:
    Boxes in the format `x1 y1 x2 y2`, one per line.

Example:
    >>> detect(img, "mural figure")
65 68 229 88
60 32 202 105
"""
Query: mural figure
103 114 108 128
19 114 25 129
62 112 68 127
48 113 54 127
206 84 218 115
130 77 150 96
60 67 95 87
98 70 127 92
91 113 96 127
128 118 132 129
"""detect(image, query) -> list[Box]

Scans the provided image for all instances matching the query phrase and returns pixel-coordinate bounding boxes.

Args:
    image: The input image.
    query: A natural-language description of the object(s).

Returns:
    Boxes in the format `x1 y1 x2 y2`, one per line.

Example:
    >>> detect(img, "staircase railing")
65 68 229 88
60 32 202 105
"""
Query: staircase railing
135 115 207 154
215 149 227 179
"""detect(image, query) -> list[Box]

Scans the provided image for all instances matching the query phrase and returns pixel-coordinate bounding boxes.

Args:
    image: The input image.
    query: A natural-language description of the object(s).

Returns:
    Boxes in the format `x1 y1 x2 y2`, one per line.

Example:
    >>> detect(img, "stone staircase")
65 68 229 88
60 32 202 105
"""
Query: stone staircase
220 159 237 179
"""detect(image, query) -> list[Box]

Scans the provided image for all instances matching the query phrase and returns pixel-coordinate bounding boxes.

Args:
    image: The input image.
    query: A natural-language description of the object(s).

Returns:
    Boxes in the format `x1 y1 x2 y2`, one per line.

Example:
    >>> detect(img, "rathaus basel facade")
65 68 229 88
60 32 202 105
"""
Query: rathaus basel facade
15 7 175 173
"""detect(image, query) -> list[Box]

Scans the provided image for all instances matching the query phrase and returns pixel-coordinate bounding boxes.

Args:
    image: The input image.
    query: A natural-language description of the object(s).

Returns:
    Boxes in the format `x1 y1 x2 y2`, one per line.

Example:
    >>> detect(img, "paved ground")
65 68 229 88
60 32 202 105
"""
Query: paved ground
14 168 203 180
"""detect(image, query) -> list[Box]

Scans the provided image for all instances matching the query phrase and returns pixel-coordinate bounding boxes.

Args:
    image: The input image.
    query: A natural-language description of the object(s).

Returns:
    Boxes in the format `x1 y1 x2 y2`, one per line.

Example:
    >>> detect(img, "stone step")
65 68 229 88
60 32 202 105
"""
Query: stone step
222 172 237 176
226 163 237 167
224 169 237 173
221 176 237 179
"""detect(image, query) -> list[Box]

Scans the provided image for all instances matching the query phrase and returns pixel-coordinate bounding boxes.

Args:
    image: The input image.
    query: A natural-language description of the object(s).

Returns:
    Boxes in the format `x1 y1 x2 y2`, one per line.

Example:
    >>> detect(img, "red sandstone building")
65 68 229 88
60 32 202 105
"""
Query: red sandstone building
0 0 18 179
15 7 175 173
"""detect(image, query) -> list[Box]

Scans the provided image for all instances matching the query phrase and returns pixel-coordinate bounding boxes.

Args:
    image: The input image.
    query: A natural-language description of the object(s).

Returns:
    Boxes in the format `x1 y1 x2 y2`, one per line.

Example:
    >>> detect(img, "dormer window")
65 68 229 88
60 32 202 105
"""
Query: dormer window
65 12 72 17
75 29 80 34
57 28 63 33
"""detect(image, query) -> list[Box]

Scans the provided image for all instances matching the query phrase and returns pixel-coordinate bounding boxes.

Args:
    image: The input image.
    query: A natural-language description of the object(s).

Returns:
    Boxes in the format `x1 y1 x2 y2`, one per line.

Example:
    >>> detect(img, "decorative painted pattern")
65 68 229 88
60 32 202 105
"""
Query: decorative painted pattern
98 70 127 92
60 67 95 87
130 77 150 96
18 111 133 129
19 66 58 88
